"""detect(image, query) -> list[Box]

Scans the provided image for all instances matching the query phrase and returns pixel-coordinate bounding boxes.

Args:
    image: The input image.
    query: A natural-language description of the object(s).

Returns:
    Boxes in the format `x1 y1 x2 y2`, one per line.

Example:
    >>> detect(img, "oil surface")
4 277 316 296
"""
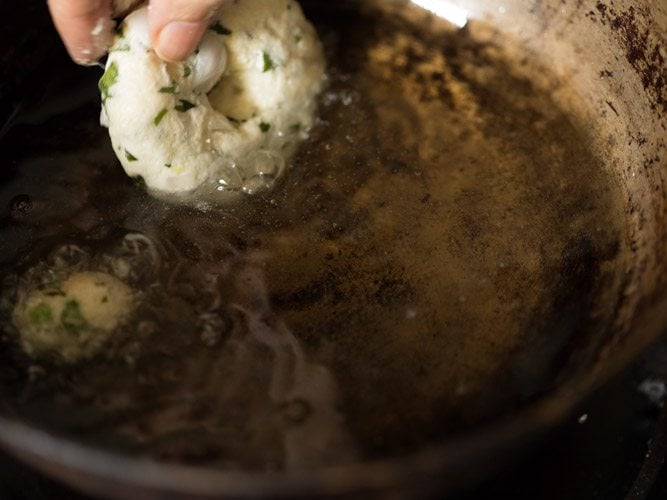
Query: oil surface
0 1 627 468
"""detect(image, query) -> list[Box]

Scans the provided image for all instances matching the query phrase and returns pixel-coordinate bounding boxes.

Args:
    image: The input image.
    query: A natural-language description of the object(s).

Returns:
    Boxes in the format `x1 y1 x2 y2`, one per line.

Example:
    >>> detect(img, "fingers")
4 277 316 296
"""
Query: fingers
47 0 114 65
48 0 226 64
148 0 226 62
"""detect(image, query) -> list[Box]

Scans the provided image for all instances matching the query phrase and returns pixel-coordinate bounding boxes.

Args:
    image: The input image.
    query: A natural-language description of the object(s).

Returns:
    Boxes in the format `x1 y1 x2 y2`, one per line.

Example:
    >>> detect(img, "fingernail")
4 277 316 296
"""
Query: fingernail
155 21 206 62
72 41 108 65
72 16 113 66
74 51 100 66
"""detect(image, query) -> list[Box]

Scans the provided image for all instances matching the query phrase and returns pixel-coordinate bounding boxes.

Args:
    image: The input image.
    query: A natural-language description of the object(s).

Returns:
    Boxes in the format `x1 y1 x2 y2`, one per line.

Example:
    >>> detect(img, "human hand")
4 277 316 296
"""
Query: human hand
47 0 227 65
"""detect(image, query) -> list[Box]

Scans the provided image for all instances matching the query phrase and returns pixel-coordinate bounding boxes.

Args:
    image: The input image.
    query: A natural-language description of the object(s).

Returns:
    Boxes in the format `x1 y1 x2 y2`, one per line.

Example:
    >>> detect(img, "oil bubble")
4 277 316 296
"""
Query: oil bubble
9 194 32 219
49 244 89 269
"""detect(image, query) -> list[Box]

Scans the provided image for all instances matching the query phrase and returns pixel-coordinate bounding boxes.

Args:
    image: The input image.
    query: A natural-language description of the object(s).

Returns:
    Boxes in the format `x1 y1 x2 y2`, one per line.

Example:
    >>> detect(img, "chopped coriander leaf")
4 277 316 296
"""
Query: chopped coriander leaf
259 122 271 133
184 66 192 78
164 163 172 169
154 108 168 126
125 150 138 162
294 34 302 43
289 123 302 133
159 85 178 94
210 22 232 35
61 300 87 336
175 99 196 112
132 175 147 188
99 62 119 102
262 51 276 72
28 303 53 326
101 296 109 303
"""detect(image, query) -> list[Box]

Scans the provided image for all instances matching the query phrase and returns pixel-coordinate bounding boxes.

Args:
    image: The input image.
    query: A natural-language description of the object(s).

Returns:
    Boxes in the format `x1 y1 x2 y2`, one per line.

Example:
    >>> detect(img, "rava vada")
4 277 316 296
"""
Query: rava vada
100 0 326 200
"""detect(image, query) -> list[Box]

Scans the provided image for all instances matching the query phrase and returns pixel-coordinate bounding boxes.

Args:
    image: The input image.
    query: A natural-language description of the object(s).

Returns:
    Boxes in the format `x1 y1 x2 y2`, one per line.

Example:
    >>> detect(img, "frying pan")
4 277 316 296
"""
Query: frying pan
0 0 665 498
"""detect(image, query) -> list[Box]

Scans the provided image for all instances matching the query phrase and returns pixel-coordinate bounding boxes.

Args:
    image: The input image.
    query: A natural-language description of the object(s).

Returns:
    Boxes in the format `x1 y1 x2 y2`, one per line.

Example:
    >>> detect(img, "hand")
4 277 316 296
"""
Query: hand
47 0 227 65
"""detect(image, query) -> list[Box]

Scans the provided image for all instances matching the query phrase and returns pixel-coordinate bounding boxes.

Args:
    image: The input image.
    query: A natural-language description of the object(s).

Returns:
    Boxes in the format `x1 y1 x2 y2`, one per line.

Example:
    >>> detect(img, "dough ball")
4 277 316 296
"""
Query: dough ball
101 0 326 201
12 272 136 362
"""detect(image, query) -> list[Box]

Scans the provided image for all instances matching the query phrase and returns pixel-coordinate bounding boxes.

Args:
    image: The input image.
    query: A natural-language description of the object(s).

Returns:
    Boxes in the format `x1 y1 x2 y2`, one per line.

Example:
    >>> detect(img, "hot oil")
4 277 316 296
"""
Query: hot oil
0 2 627 468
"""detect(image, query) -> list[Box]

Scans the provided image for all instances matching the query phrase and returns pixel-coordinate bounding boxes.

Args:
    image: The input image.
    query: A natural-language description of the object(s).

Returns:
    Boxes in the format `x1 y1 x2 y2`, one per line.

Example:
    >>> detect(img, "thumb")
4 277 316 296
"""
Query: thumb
47 0 114 65
148 0 226 62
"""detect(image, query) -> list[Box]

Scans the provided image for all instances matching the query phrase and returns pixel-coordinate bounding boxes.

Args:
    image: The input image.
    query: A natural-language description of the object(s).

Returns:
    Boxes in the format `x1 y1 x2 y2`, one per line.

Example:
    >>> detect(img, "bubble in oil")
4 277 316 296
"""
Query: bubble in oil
246 150 285 177
239 150 286 195
49 244 89 269
198 312 230 347
8 194 32 219
101 233 161 285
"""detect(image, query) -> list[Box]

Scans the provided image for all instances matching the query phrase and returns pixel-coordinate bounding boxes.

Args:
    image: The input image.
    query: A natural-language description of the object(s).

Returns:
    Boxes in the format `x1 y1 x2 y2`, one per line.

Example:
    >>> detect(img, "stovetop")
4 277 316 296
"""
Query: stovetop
2 336 666 500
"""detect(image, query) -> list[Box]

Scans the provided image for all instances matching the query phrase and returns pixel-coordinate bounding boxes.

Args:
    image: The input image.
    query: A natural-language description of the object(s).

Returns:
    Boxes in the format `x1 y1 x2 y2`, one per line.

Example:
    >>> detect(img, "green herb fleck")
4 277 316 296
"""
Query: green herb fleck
184 66 192 78
289 123 302 133
175 99 196 112
101 296 109 304
99 62 119 102
210 22 232 35
154 108 168 126
262 51 276 72
294 34 302 43
110 44 130 52
28 303 53 326
125 150 138 162
164 163 172 169
159 85 178 94
132 175 146 188
61 300 87 336
259 122 271 133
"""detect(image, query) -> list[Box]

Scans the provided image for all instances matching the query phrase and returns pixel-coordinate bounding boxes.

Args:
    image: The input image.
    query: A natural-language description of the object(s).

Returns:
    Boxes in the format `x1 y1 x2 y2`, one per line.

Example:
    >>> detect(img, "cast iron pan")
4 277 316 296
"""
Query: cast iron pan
0 0 665 498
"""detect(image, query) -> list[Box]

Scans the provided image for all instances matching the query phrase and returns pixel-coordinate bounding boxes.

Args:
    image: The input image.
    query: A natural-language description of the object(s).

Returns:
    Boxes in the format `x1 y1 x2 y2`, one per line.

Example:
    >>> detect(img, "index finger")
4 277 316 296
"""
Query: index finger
47 0 114 65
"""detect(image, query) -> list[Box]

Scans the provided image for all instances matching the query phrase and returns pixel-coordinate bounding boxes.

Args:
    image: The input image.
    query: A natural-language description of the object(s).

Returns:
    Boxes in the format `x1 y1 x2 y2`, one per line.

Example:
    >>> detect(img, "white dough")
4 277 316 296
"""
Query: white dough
12 272 136 362
101 0 325 200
